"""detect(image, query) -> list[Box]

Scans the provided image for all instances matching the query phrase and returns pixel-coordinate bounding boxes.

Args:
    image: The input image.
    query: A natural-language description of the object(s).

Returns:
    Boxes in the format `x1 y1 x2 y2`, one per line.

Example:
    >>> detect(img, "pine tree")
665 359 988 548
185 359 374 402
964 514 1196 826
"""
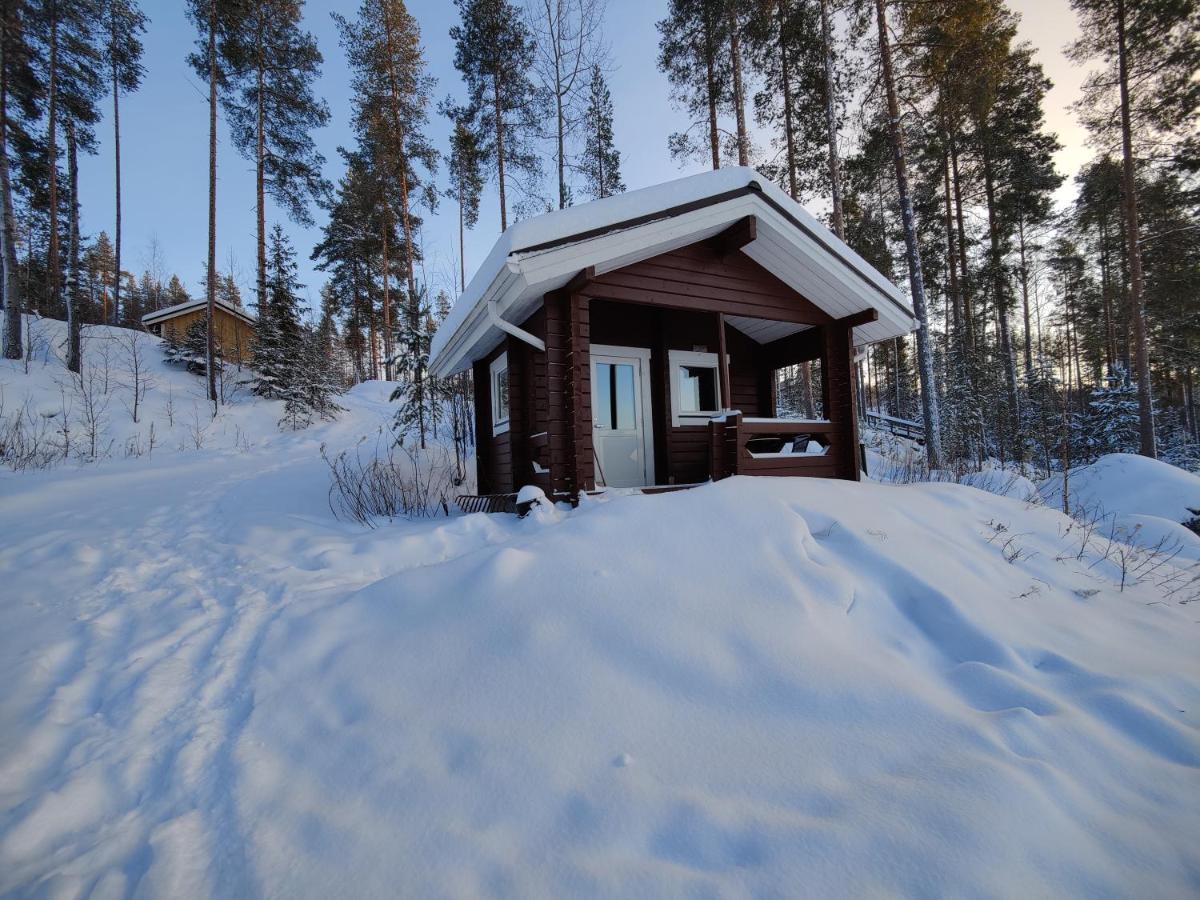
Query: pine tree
34 0 106 319
579 64 623 200
450 0 543 231
163 274 190 307
186 0 246 409
744 0 833 201
446 115 483 290
1069 0 1199 457
64 118 80 372
223 0 329 315
873 0 942 468
1 0 43 359
657 0 730 170
82 229 115 322
102 0 145 337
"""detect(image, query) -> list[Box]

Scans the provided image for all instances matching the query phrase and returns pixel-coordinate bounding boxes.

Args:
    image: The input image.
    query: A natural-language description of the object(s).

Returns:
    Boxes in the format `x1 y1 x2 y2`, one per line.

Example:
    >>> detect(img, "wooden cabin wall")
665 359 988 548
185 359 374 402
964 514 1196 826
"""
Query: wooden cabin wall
159 308 255 363
589 299 771 485
472 342 512 494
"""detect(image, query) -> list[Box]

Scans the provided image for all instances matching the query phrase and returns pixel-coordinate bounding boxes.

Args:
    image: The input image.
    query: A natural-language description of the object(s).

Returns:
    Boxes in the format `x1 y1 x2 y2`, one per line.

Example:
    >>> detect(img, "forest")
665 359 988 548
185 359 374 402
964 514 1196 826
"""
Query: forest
0 0 1196 477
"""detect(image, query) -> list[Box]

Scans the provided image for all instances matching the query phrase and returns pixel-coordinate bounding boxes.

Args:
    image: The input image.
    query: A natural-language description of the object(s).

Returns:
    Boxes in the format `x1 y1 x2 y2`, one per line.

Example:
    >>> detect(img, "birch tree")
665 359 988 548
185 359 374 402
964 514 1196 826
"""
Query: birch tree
526 0 606 209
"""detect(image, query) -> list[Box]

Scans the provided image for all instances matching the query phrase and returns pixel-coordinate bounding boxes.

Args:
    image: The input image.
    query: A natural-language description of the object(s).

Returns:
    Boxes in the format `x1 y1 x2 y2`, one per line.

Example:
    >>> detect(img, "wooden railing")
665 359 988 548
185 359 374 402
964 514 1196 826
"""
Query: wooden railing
863 410 925 444
709 414 843 479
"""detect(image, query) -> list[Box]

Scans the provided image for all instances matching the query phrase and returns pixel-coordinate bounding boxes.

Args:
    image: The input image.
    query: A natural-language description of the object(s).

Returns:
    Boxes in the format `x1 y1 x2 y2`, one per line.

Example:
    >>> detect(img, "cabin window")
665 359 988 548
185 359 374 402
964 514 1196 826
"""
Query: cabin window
669 349 722 426
490 352 510 435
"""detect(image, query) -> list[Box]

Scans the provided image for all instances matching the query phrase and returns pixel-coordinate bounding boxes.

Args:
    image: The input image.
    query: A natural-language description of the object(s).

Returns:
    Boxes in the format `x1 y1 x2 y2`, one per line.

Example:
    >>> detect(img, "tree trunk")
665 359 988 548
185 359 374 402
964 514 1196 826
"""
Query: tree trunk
728 3 748 167
458 187 465 293
818 0 843 238
205 0 218 409
255 12 266 316
46 3 58 315
65 120 79 372
981 139 1020 450
494 73 507 231
949 135 974 351
703 8 719 170
1 1 24 359
1116 0 1155 457
777 2 797 199
942 147 963 340
111 7 122 326
555 58 566 209
381 218 392 381
380 6 425 445
1017 217 1034 375
874 0 941 468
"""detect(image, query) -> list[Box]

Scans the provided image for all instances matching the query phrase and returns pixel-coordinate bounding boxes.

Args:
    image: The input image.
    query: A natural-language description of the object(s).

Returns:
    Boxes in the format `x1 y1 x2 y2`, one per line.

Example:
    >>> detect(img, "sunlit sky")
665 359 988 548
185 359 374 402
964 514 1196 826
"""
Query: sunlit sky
75 0 1092 314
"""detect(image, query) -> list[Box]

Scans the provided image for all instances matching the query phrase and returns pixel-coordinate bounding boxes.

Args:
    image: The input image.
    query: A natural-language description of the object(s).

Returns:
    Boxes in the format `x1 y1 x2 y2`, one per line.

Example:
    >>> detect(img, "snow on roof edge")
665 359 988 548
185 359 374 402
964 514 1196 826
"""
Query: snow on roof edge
142 296 256 326
429 167 911 373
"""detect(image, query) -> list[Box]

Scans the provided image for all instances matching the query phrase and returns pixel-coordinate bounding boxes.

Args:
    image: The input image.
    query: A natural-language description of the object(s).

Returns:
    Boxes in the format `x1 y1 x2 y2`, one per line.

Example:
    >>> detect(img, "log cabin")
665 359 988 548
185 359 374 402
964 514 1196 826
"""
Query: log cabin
429 167 917 502
142 297 256 364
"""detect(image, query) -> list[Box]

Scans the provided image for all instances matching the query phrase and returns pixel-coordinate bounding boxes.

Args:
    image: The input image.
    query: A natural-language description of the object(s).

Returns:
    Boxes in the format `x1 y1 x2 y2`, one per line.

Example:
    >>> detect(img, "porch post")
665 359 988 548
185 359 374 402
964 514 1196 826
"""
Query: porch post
566 291 594 499
716 312 732 411
821 320 862 481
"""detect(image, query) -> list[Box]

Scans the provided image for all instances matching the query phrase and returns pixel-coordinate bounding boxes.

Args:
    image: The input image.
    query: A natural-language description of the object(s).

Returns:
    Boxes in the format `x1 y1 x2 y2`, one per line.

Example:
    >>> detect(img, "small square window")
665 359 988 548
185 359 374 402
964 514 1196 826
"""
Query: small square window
490 352 510 435
669 349 722 426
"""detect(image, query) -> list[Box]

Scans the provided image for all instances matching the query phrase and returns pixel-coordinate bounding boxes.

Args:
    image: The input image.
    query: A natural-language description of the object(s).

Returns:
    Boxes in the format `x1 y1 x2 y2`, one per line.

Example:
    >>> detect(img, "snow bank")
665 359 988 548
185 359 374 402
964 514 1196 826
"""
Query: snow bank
1040 453 1200 561
1040 452 1200 525
2 438 1197 895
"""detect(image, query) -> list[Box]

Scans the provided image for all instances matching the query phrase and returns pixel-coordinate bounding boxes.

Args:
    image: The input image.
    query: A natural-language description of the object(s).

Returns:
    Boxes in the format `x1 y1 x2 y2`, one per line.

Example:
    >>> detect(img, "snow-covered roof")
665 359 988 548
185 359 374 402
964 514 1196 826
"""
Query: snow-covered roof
429 167 916 378
141 297 256 328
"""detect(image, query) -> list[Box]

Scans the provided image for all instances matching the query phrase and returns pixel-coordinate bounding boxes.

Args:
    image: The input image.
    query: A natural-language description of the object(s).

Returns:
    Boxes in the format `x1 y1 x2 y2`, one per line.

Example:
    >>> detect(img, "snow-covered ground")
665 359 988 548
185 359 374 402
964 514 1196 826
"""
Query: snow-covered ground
2 321 1200 897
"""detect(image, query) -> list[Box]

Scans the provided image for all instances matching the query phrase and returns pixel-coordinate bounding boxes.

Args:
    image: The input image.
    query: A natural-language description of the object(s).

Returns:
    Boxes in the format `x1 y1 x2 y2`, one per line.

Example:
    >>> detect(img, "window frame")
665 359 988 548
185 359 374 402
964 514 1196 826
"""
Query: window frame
490 351 510 436
668 349 723 427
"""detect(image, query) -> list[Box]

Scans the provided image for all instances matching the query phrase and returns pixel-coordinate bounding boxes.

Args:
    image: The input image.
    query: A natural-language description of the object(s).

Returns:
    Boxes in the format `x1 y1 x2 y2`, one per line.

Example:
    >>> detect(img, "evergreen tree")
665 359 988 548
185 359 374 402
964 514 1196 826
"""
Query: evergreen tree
446 115 483 290
163 274 190 307
657 0 730 170
873 0 942 467
1 0 43 359
82 229 115 322
33 0 106 319
336 0 438 388
579 64 623 200
1068 0 1199 457
1086 366 1141 457
744 0 833 200
253 224 304 400
186 0 246 408
102 0 145 336
450 0 544 231
222 0 329 313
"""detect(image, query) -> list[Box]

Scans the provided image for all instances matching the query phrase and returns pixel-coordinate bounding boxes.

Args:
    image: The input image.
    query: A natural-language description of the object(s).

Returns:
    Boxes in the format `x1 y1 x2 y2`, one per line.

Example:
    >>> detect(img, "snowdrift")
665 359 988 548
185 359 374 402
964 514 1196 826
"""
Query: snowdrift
2 457 1197 895
1040 453 1200 562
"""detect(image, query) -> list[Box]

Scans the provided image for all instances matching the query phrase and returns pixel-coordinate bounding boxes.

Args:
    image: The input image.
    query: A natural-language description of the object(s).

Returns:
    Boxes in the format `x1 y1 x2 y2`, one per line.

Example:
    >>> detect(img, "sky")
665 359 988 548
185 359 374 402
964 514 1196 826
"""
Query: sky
75 0 1090 317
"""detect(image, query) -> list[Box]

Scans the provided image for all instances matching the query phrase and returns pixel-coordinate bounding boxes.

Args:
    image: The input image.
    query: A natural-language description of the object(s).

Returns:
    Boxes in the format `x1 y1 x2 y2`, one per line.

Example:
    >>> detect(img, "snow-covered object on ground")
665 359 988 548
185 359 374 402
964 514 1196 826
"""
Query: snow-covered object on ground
2 408 1198 897
1040 453 1200 561
1040 452 1200 525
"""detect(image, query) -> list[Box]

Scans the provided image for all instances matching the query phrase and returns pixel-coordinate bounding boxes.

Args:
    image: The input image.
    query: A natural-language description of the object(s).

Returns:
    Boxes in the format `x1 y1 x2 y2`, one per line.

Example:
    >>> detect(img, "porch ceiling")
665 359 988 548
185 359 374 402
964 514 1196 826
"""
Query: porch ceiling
724 315 810 344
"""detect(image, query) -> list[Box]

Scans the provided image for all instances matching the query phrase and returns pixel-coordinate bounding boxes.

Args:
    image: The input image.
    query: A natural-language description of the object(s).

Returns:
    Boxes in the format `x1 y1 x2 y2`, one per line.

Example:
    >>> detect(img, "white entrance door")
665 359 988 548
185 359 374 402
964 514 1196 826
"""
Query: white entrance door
591 345 655 488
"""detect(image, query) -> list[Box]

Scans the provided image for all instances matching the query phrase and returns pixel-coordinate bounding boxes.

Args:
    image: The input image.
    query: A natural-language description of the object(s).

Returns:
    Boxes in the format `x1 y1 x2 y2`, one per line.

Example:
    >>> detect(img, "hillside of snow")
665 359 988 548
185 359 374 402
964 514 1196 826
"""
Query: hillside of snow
2 320 1200 896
